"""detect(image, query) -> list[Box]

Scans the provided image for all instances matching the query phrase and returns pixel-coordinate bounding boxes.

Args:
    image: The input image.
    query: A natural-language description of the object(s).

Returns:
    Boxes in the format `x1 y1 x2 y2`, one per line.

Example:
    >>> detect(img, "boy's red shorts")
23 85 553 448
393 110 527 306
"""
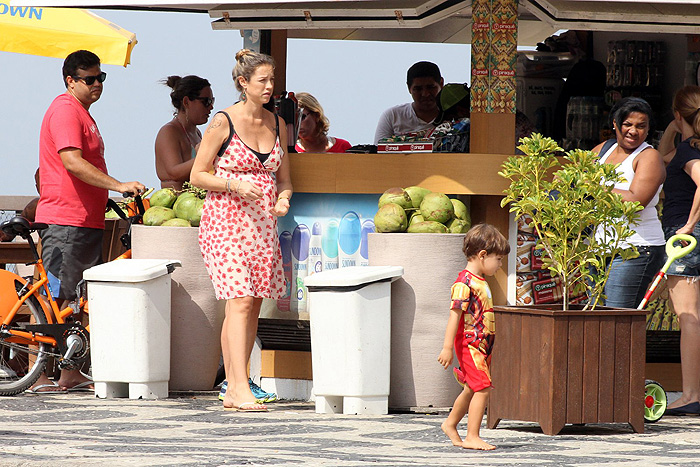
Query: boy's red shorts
454 345 492 392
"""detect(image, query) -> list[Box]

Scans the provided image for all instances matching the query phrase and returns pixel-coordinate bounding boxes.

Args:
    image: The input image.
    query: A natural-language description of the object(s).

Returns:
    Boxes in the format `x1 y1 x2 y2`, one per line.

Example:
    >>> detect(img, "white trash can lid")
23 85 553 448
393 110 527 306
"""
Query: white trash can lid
304 266 403 288
83 259 181 282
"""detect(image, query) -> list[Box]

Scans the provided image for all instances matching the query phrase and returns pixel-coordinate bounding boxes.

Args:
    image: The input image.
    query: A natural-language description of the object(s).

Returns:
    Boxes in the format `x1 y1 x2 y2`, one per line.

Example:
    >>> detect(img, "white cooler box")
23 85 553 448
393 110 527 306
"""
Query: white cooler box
84 259 181 399
304 265 403 415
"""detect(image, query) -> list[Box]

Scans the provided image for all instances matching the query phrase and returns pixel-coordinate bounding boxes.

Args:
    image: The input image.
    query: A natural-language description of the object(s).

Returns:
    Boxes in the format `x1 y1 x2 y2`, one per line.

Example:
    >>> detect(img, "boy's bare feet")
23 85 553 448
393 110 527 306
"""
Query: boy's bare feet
462 436 496 450
441 422 463 446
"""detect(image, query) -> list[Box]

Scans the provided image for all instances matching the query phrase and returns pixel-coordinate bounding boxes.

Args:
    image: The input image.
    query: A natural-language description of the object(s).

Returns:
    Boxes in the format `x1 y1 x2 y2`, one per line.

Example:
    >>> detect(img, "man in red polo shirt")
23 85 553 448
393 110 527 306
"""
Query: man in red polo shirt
30 50 144 394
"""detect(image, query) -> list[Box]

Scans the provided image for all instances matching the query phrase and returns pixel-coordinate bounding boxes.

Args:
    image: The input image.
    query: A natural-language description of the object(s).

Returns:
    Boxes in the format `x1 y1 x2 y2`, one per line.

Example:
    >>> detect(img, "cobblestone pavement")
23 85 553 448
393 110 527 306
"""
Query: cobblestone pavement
1 393 700 466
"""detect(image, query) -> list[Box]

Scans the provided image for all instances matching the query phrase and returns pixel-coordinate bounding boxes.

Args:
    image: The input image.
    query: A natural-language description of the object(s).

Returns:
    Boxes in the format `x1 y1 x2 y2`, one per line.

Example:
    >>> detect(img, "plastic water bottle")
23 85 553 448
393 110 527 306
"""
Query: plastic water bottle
321 219 339 271
308 222 323 275
338 211 361 268
359 219 375 267
276 230 293 312
291 224 310 313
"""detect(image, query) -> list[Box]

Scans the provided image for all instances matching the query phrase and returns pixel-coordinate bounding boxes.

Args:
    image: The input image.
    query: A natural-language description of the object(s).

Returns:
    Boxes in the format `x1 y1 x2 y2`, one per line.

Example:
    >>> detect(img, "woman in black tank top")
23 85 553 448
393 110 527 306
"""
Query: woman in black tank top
189 49 293 413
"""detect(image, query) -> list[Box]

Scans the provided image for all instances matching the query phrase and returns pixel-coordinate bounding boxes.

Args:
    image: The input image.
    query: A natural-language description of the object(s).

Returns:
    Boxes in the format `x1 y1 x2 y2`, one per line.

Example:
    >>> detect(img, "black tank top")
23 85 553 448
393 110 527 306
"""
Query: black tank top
216 111 279 165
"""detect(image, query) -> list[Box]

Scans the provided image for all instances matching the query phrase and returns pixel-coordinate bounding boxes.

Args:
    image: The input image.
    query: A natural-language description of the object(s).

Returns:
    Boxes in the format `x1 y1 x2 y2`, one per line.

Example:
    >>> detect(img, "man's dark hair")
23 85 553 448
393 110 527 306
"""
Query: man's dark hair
406 61 442 87
62 50 101 88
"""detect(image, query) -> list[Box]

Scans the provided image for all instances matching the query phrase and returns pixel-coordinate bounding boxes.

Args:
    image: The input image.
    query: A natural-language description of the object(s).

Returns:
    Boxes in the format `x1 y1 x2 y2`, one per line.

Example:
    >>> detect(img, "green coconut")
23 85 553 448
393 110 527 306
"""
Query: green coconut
378 187 412 210
407 221 449 233
450 198 470 223
404 186 432 209
105 208 120 219
446 218 471 233
143 206 176 226
408 212 425 226
174 195 203 226
188 198 204 227
374 203 408 233
420 192 455 224
172 191 196 213
161 218 192 227
149 188 178 209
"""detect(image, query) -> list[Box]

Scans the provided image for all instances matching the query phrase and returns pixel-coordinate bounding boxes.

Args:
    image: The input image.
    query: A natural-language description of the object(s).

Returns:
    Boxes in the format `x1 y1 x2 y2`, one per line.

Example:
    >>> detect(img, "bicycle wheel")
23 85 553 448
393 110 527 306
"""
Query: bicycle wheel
0 294 50 395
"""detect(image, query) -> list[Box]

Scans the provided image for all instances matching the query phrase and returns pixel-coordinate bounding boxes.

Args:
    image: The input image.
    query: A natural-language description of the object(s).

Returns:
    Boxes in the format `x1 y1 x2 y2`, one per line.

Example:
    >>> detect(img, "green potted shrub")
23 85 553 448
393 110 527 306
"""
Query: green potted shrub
489 134 648 435
499 133 643 310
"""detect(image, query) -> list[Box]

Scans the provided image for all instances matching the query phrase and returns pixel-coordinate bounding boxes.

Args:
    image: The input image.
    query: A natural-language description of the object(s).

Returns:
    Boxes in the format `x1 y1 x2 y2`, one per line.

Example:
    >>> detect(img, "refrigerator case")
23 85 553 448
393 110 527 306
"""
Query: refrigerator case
516 77 564 139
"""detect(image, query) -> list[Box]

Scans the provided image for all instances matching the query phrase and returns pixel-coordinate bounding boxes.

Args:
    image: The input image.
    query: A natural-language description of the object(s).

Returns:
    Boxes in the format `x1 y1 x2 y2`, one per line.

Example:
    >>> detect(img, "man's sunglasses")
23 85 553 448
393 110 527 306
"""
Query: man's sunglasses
72 72 107 85
193 96 215 107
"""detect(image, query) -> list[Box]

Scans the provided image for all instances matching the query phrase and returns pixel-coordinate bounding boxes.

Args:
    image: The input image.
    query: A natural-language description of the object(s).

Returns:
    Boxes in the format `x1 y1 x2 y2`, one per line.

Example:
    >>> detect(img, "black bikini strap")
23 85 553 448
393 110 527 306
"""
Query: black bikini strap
275 113 280 139
216 111 234 157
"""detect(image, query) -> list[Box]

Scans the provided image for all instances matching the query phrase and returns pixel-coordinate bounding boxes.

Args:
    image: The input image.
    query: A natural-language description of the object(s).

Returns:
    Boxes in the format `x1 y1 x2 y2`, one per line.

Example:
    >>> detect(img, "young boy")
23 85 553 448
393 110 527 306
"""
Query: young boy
437 223 510 450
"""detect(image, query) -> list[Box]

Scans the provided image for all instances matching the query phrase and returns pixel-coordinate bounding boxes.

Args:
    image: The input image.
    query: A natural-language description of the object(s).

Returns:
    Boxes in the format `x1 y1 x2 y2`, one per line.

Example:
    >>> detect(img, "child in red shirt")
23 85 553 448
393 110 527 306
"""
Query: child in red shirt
438 223 510 450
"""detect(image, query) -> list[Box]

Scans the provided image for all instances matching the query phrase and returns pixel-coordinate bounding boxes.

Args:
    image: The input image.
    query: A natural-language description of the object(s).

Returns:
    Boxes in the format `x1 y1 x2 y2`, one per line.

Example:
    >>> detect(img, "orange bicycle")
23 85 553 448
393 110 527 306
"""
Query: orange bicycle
0 195 145 395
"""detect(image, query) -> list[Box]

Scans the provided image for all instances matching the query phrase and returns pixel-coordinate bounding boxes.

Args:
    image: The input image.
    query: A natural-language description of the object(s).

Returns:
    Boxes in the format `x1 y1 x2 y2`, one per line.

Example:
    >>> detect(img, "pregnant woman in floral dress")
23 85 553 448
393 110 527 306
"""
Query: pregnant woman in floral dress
190 49 292 412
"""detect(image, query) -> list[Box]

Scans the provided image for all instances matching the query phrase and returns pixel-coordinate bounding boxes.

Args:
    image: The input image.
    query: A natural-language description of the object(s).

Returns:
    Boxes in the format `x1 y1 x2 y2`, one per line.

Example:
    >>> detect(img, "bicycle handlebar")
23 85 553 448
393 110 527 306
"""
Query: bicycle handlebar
106 191 148 220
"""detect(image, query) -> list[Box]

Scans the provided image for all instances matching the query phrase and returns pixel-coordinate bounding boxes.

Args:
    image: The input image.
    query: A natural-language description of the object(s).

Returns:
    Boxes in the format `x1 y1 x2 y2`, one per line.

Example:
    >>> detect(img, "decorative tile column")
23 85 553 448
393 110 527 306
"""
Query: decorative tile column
468 0 517 302
470 0 517 155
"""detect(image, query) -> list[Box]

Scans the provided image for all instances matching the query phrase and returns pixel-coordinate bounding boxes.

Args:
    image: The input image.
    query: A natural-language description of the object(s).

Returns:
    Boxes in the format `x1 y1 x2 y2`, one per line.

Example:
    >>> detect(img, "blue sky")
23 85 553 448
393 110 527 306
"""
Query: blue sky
0 9 471 195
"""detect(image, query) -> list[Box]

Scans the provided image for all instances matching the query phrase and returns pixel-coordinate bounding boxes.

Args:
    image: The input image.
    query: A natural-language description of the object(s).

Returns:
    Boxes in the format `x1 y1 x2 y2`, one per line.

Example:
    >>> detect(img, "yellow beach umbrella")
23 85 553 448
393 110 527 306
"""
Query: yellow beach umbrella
0 4 137 66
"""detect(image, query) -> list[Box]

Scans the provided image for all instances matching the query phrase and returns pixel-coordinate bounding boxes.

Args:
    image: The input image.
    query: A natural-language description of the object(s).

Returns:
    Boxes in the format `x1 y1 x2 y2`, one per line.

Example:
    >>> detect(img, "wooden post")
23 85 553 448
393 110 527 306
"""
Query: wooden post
258 30 288 97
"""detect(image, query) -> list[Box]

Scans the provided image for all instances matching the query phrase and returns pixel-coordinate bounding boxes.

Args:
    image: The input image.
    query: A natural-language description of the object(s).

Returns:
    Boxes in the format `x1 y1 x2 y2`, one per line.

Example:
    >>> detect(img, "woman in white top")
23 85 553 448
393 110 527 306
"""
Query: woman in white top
593 97 666 308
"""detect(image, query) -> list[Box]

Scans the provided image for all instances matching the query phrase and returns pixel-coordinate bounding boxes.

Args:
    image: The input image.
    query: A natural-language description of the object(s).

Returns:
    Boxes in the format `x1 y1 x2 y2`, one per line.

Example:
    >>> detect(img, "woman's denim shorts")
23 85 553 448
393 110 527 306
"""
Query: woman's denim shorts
663 222 700 277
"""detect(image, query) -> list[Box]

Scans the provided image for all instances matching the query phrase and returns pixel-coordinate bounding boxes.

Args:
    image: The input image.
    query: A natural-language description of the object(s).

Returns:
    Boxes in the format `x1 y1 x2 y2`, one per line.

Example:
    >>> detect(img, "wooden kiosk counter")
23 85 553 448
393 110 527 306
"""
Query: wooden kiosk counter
284 150 513 408
289 150 512 306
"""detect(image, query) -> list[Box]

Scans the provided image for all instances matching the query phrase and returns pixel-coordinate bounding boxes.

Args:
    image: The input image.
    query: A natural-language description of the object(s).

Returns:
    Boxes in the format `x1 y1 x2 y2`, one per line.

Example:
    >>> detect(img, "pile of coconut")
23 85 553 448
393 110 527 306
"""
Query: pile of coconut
373 186 471 233
141 182 206 227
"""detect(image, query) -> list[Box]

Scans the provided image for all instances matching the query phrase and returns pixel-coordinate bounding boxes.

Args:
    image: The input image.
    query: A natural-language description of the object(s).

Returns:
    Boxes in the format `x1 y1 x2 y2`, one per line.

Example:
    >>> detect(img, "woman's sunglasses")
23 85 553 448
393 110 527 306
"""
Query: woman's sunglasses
72 72 107 85
193 97 215 107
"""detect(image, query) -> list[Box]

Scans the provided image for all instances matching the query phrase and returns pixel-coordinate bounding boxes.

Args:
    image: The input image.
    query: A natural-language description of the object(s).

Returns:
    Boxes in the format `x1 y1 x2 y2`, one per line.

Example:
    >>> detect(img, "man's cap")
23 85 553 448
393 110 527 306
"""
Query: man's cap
438 83 470 112
434 83 470 125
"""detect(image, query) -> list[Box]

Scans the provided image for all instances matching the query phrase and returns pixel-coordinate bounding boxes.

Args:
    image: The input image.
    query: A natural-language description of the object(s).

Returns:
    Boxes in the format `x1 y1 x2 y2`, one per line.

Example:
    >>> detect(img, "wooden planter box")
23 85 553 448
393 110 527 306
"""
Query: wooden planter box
487 305 646 435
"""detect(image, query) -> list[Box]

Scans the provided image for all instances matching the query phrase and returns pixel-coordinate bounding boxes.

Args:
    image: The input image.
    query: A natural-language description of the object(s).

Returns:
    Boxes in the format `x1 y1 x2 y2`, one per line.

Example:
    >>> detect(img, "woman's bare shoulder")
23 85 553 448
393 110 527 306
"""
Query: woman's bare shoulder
155 120 182 142
639 145 661 159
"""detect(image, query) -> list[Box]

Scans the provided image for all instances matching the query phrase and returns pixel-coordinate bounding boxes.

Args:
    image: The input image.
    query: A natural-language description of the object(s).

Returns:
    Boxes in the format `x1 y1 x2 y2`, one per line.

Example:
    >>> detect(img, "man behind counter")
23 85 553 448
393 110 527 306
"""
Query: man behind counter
374 61 444 144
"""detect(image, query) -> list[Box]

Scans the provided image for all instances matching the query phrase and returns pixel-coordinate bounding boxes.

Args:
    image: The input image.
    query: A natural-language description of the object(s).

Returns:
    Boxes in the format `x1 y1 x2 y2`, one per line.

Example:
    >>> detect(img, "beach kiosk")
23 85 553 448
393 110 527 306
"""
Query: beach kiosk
8 0 699 408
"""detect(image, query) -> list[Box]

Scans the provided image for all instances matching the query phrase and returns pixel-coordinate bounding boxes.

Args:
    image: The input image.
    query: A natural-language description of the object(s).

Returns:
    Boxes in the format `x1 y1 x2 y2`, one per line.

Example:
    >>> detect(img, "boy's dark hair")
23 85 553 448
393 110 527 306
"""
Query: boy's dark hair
62 50 101 87
462 223 510 259
406 61 441 87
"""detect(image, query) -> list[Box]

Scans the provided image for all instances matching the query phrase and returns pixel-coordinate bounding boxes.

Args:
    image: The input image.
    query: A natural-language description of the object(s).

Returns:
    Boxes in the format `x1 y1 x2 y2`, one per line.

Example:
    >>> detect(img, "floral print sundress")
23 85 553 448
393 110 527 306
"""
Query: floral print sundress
198 111 285 300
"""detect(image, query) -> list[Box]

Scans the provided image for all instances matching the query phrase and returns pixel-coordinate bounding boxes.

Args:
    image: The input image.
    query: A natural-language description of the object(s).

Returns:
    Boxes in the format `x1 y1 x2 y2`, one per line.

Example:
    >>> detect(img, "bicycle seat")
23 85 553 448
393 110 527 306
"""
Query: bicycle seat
0 216 48 240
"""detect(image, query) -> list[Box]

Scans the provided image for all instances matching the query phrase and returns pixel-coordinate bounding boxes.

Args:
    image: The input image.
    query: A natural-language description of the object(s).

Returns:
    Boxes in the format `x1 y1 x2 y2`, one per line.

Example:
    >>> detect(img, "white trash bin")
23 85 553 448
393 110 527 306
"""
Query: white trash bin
83 259 181 399
304 265 403 415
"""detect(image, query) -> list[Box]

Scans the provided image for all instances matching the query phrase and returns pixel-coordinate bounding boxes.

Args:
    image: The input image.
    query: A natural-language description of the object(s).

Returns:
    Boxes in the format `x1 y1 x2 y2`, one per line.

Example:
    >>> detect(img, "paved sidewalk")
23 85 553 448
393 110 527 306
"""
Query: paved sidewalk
1 393 700 466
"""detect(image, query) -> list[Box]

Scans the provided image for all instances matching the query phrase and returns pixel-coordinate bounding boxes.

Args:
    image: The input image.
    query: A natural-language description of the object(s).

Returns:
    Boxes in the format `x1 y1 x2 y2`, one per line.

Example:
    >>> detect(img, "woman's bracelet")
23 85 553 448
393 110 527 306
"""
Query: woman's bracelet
236 180 242 193
225 179 231 193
